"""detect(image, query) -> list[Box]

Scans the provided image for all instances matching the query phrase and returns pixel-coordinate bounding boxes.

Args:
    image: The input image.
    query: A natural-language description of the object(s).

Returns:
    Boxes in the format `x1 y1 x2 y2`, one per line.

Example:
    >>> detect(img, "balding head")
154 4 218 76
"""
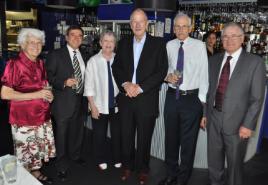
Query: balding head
130 8 148 41
130 8 148 22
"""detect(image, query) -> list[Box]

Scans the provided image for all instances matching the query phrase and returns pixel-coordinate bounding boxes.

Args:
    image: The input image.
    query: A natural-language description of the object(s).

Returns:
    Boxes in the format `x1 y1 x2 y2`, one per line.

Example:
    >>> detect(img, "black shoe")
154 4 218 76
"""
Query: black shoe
158 177 177 185
40 177 53 185
57 171 67 181
36 174 53 185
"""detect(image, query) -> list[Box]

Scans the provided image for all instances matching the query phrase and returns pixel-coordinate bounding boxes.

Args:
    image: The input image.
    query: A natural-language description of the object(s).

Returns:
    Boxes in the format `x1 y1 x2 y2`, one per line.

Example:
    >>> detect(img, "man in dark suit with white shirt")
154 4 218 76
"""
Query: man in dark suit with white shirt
200 22 266 185
159 13 209 185
112 8 168 185
46 25 87 181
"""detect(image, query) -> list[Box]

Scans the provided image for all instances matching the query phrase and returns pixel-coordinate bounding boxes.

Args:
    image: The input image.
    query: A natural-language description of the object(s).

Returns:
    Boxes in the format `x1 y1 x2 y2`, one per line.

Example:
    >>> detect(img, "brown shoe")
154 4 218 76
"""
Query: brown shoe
121 169 131 181
139 172 148 185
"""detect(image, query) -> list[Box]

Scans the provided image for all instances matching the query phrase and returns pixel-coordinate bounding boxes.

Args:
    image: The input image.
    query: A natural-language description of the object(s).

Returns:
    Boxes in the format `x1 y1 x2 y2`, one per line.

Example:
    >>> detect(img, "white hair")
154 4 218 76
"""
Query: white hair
222 22 244 36
173 12 192 26
100 30 116 42
17 28 45 46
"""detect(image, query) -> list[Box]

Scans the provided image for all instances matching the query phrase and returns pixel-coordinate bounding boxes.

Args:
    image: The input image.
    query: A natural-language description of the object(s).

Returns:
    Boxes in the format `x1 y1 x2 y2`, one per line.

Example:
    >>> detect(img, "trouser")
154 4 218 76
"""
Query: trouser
54 96 84 172
207 108 248 185
91 109 121 164
164 88 202 183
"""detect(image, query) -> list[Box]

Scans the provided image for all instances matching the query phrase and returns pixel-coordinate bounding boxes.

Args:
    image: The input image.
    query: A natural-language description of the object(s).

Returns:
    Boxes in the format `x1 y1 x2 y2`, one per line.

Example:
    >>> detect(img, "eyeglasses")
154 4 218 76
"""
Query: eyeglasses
174 25 190 30
27 41 43 47
221 35 242 41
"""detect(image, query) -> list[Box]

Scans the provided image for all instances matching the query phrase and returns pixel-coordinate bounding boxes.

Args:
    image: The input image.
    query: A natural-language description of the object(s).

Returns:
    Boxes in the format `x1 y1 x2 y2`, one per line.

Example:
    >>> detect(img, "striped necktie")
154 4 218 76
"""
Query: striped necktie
73 50 83 94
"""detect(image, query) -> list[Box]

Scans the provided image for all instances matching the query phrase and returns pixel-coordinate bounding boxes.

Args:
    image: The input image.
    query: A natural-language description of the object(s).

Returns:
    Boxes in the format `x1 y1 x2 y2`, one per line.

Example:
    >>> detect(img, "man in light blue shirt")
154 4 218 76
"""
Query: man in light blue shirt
112 8 168 185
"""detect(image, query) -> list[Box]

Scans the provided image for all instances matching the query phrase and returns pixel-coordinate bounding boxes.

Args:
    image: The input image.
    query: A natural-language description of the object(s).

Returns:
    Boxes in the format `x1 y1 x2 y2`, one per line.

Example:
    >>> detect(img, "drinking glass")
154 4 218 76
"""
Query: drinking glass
0 168 4 185
173 69 182 87
43 83 52 91
0 155 17 183
71 74 78 90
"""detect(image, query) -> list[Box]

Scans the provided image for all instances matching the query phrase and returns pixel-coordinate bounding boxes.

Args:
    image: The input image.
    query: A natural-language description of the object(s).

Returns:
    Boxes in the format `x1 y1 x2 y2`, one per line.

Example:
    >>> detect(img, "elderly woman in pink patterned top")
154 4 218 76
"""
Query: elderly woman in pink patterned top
1 28 55 184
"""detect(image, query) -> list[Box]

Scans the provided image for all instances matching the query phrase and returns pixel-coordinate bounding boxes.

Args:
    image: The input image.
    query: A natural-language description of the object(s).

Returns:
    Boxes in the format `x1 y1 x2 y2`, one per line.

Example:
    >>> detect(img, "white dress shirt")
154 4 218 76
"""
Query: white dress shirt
83 50 119 114
132 34 146 83
67 44 85 82
166 37 209 103
219 47 242 80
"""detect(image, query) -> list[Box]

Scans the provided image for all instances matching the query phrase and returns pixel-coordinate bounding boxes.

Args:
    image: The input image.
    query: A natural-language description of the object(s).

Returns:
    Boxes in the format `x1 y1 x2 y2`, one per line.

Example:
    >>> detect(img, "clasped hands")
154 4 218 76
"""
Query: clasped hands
123 82 142 98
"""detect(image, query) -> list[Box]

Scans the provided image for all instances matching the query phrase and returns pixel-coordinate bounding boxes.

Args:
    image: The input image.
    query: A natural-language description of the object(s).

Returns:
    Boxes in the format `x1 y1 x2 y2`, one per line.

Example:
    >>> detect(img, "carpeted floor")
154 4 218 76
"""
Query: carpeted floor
41 128 268 185
1 103 267 185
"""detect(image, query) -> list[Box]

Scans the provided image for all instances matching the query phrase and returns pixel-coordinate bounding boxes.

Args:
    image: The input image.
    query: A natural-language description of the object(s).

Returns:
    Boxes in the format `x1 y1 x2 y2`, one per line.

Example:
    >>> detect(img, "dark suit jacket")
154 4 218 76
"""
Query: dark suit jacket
45 46 87 119
207 50 266 134
112 34 168 116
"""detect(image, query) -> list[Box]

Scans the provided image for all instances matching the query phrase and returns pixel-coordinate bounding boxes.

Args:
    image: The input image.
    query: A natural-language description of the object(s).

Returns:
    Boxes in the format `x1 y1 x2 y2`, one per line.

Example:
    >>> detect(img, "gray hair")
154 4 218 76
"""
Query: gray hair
100 30 116 42
17 28 45 46
173 12 191 26
130 8 148 22
222 22 244 36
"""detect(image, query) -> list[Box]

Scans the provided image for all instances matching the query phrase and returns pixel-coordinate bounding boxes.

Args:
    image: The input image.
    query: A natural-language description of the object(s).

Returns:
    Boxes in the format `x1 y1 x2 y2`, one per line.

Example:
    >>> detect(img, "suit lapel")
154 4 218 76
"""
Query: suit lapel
229 50 245 82
128 38 134 76
63 46 75 74
211 53 224 99
136 34 150 71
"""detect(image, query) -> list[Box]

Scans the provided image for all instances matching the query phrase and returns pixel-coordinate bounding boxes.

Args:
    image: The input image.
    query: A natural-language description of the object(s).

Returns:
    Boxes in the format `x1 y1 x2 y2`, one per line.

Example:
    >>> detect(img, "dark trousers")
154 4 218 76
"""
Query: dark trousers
164 88 202 183
120 99 156 173
91 110 121 164
54 95 84 172
207 108 248 185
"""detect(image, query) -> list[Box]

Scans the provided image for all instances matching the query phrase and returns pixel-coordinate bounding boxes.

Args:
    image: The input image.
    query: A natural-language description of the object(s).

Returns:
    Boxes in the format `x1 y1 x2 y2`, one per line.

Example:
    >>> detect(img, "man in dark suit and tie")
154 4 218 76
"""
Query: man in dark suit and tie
45 25 86 181
200 22 266 185
112 8 168 185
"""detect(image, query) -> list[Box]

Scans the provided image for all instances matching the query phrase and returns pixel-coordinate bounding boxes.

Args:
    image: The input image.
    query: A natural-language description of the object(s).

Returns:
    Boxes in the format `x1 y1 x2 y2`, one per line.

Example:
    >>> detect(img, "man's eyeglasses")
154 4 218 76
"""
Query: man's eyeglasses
174 25 190 30
221 35 242 41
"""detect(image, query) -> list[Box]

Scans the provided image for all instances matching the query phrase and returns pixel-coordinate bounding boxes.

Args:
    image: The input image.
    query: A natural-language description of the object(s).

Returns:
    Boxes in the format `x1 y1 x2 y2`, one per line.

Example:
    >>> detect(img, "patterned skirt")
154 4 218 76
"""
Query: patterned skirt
11 120 56 171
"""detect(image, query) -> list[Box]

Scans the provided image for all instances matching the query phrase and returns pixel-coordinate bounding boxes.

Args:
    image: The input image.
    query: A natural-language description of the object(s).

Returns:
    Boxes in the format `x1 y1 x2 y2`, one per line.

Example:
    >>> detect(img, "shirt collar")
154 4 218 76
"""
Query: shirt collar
99 49 115 61
133 34 146 45
19 51 40 66
67 44 79 53
177 36 189 46
224 47 242 61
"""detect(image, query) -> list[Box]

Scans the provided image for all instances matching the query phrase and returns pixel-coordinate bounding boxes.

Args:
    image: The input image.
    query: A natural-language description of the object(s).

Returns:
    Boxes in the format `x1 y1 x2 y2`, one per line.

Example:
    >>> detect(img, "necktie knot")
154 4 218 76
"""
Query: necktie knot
180 42 184 47
226 55 232 62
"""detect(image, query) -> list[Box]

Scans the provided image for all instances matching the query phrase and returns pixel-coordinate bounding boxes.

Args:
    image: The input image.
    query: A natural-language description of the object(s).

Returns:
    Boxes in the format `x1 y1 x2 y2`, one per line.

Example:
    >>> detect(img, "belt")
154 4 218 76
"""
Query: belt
167 87 199 95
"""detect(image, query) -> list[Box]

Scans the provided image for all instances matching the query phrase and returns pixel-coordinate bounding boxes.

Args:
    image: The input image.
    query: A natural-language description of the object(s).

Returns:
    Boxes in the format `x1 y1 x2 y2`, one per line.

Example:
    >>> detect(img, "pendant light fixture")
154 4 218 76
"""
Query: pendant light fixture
6 0 31 12
134 0 177 12
46 0 78 9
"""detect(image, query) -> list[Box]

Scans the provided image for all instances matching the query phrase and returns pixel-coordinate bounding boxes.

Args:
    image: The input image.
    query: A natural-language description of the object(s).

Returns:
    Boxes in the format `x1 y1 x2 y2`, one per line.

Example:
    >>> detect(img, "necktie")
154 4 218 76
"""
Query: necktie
176 42 184 99
73 50 83 94
107 61 114 109
215 56 232 111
